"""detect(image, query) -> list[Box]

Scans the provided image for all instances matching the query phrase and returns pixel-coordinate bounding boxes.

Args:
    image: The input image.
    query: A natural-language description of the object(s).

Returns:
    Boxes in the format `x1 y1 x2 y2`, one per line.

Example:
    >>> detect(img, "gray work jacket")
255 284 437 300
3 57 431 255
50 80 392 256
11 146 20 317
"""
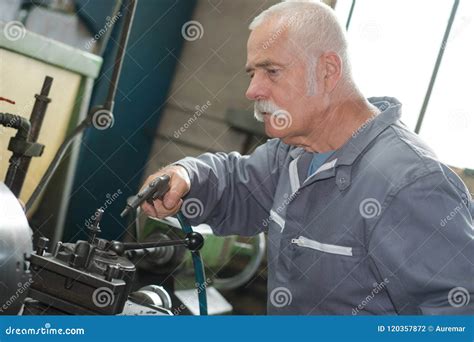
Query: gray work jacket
176 97 473 315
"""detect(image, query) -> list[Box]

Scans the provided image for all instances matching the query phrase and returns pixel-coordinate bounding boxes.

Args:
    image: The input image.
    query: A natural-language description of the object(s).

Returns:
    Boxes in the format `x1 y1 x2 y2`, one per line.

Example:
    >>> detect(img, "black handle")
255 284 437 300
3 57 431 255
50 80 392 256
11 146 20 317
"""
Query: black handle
120 174 170 217
109 231 204 255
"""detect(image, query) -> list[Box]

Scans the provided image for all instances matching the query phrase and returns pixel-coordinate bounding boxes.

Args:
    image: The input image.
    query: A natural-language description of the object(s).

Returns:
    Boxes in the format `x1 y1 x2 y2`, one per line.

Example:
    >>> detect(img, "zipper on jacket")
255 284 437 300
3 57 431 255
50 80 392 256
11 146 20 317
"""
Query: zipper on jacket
291 235 353 257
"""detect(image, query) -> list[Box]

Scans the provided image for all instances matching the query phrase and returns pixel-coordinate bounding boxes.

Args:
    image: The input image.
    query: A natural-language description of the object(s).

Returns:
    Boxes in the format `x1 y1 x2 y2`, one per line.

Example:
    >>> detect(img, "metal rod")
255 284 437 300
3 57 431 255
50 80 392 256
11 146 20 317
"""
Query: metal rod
99 0 124 56
29 76 53 141
4 76 53 197
2 113 32 196
345 0 356 31
26 1 138 214
105 0 137 113
121 239 187 251
415 0 459 134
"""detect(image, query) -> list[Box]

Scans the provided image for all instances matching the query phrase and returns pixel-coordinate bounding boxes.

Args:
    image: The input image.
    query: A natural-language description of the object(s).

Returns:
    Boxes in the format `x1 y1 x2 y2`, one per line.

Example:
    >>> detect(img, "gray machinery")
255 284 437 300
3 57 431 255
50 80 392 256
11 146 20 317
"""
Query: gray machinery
0 0 263 316
0 75 206 315
0 177 193 316
0 0 191 316
0 182 33 315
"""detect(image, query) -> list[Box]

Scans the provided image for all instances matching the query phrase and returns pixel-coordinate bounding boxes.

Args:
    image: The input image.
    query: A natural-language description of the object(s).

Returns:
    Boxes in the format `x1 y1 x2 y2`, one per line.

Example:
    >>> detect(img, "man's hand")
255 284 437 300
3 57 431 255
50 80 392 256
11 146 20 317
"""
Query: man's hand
140 165 191 218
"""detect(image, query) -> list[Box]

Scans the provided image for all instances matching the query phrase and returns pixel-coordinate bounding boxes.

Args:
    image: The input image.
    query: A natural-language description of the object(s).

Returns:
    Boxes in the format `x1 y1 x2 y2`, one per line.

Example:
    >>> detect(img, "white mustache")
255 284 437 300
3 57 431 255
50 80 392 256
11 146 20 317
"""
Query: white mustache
254 100 284 122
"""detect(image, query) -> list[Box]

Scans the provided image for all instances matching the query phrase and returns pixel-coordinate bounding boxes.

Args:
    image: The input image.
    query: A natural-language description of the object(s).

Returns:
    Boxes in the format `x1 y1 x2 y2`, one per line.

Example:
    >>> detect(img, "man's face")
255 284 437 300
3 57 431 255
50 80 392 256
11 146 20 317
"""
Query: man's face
245 20 325 145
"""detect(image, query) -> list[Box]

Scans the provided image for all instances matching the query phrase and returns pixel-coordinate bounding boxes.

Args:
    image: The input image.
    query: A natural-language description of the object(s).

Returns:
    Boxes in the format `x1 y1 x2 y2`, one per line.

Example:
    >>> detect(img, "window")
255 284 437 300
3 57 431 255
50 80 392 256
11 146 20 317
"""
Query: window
419 0 474 169
335 0 473 168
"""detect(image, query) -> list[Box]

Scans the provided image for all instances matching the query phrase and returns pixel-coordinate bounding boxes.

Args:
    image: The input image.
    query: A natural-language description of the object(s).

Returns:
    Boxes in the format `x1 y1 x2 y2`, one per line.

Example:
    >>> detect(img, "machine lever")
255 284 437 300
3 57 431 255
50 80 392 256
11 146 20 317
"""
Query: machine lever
120 174 170 218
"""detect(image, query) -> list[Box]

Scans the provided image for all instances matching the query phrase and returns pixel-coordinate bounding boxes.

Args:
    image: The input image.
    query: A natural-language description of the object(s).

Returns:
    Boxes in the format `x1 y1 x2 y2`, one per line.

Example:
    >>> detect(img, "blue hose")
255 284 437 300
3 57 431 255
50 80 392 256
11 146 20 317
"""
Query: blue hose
176 212 208 315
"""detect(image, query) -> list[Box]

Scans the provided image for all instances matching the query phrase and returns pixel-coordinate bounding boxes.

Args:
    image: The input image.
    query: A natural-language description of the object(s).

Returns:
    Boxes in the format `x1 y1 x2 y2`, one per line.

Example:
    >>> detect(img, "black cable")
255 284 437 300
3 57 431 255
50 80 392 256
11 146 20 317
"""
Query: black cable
1 113 32 197
0 113 31 140
105 0 137 112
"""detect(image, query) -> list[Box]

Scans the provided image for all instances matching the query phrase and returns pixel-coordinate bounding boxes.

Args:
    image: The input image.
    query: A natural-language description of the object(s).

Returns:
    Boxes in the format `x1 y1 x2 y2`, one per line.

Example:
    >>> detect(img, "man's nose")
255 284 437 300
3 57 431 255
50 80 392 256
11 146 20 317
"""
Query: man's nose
245 73 269 101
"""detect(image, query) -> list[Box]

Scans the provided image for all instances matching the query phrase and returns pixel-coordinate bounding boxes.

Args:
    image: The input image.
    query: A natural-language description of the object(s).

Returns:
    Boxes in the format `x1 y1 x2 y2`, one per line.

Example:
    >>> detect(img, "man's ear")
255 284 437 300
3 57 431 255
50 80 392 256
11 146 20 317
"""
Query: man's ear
318 52 343 93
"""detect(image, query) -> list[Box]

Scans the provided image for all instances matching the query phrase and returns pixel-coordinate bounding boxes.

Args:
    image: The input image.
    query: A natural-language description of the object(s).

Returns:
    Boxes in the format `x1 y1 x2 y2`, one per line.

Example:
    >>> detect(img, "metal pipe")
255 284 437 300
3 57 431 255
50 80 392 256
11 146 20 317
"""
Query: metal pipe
2 113 32 196
415 0 459 134
345 0 356 31
105 0 137 113
26 1 138 214
7 76 53 197
0 113 31 140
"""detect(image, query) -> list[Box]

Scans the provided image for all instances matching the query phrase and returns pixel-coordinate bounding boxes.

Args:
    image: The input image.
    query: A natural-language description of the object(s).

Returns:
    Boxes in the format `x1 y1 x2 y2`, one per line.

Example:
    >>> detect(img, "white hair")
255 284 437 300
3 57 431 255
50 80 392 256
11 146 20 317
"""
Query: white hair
249 0 352 88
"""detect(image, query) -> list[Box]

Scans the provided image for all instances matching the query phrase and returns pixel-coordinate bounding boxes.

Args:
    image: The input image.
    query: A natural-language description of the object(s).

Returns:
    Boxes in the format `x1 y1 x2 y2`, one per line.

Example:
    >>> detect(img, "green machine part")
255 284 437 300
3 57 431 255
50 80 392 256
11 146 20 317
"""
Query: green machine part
141 216 266 290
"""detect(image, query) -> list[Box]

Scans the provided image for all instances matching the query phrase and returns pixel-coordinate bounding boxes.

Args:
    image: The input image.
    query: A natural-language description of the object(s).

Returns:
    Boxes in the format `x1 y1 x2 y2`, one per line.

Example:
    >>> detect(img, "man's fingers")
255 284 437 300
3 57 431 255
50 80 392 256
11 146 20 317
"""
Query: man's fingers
153 198 183 218
163 190 181 209
163 174 189 209
141 201 157 217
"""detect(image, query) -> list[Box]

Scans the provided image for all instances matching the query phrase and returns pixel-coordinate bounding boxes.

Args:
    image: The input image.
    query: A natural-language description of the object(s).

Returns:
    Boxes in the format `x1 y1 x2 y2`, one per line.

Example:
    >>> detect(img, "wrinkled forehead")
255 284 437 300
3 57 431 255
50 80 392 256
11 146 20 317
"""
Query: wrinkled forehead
247 19 294 57
246 20 306 71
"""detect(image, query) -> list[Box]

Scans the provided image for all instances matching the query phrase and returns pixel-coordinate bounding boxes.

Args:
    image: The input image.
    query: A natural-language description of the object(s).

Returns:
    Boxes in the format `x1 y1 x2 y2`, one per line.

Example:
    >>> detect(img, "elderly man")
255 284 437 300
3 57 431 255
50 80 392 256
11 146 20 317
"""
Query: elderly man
142 1 473 315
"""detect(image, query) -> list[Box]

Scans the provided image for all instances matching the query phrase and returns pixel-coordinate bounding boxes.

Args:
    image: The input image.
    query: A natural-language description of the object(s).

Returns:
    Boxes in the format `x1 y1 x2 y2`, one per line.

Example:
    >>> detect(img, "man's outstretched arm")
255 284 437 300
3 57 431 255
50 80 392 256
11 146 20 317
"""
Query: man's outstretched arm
142 139 286 236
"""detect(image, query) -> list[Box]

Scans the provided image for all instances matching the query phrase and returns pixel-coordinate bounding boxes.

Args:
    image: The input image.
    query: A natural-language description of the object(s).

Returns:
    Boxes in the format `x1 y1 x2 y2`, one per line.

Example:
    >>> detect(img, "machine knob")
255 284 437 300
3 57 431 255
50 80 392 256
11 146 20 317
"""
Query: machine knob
105 264 120 282
36 237 49 256
186 232 204 252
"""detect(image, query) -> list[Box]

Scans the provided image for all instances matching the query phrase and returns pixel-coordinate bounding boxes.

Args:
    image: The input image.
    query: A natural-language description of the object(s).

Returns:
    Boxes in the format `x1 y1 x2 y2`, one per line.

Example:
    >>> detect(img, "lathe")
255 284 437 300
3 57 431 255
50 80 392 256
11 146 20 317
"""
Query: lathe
0 0 208 316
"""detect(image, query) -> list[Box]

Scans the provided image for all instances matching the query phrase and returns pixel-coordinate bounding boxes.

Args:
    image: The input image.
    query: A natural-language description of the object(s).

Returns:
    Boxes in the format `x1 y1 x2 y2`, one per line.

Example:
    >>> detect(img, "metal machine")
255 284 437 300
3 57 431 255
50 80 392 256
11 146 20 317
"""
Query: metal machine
0 182 33 315
0 153 207 316
0 0 265 317
23 190 206 316
0 0 208 316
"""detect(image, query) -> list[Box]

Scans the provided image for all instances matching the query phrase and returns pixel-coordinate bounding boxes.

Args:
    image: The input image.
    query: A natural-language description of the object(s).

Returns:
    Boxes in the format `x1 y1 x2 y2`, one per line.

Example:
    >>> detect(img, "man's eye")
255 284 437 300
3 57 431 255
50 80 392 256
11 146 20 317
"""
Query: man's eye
267 69 279 76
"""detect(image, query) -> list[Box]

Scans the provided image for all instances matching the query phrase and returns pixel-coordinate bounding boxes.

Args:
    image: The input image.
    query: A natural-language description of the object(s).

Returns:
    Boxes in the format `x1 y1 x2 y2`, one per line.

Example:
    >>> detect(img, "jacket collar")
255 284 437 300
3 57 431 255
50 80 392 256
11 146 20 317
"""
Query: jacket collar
286 97 403 191
334 97 402 166
288 97 402 164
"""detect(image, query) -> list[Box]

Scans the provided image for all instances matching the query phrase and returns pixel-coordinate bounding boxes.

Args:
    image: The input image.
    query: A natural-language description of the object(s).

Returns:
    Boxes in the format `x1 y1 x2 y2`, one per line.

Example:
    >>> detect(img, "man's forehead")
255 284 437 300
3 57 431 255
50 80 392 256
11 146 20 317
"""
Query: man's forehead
246 37 299 72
